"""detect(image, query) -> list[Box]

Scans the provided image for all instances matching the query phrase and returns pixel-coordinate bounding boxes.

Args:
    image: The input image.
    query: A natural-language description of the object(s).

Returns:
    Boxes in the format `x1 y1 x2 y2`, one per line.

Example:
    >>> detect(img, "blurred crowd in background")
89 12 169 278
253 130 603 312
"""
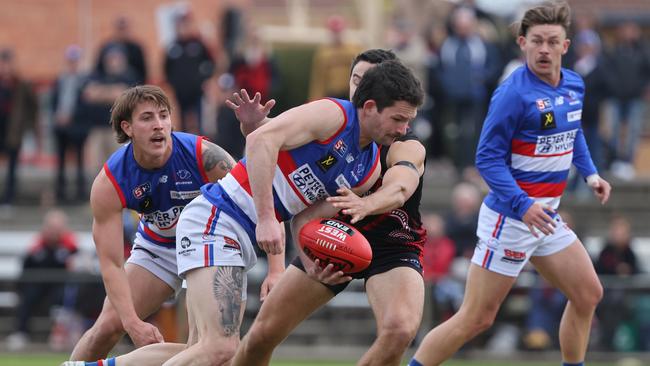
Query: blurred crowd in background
1 0 650 357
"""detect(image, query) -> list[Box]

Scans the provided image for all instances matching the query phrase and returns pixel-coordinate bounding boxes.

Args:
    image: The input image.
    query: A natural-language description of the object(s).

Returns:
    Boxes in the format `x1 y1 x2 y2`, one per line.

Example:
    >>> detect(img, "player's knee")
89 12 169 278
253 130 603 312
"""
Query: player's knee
460 307 497 335
377 319 418 347
572 281 603 311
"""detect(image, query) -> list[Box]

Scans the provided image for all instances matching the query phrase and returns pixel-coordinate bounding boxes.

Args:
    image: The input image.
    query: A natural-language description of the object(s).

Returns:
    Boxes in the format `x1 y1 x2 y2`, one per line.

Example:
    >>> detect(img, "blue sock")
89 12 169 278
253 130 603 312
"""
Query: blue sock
408 359 424 366
86 358 116 366
562 362 584 366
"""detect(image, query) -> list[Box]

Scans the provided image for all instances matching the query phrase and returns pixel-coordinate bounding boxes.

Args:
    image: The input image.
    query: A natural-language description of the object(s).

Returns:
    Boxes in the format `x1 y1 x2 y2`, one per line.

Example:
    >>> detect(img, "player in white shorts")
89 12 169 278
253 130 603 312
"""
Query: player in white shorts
472 203 577 277
175 195 258 298
410 2 611 366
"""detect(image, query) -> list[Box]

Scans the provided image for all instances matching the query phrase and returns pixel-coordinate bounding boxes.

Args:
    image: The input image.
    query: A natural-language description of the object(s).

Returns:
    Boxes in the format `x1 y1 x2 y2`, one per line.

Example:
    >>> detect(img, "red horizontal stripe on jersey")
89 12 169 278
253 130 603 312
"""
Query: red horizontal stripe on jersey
230 162 252 195
143 225 175 243
517 180 567 197
511 139 536 156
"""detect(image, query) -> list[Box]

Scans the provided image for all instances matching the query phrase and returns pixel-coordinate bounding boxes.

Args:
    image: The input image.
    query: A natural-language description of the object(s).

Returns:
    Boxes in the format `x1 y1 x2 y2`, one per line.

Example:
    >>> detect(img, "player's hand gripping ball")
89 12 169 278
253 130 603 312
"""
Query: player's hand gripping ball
299 218 372 273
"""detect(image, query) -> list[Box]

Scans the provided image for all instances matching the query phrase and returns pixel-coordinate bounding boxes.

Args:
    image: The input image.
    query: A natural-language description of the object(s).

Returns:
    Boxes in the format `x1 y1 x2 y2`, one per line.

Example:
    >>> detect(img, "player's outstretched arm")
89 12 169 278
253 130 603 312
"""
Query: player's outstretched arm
327 140 424 223
90 171 164 348
246 100 345 255
201 139 236 182
225 89 276 136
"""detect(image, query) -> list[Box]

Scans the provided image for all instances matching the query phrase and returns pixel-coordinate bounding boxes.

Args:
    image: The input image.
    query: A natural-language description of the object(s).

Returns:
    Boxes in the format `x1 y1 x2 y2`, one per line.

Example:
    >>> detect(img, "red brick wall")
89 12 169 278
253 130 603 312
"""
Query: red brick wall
0 0 231 84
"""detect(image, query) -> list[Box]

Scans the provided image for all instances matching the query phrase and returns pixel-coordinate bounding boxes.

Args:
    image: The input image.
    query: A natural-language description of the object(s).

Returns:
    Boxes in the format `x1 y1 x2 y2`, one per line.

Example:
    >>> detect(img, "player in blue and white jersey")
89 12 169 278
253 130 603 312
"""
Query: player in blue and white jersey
65 85 266 364
410 2 611 366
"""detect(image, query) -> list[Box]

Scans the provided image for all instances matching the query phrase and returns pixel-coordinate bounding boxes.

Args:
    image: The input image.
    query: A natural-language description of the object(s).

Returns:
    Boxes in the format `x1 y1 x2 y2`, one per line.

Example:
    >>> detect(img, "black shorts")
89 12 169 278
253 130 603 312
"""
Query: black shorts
291 242 423 295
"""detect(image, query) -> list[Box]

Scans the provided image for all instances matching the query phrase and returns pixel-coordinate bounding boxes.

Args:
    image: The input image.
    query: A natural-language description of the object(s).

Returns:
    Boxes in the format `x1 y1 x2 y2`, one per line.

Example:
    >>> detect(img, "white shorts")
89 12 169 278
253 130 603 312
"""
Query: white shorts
126 234 182 291
471 203 577 277
176 195 257 283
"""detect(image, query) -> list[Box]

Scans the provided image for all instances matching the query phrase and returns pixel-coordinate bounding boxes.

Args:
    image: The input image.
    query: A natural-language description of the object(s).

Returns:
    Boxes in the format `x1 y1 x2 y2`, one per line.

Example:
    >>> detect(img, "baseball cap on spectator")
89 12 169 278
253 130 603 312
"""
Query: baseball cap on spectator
64 45 82 61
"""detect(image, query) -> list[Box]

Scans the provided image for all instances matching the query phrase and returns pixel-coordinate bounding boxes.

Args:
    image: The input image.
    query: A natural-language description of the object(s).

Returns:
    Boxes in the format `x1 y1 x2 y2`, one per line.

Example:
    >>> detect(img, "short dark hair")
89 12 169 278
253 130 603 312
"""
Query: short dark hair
352 60 424 112
517 1 571 38
350 49 397 74
110 85 173 143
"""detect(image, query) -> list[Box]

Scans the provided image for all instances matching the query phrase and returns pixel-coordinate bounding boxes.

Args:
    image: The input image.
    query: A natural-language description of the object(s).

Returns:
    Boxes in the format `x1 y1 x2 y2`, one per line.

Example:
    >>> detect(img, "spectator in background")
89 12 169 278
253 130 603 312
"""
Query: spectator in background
229 25 279 103
220 5 244 63
444 182 481 258
602 21 650 180
50 45 89 203
422 213 455 284
595 214 640 350
573 29 607 172
421 213 461 323
423 22 447 161
164 10 215 134
79 46 137 171
204 73 246 160
437 6 501 170
0 47 38 207
96 16 147 84
5 210 78 350
387 18 428 91
308 15 361 100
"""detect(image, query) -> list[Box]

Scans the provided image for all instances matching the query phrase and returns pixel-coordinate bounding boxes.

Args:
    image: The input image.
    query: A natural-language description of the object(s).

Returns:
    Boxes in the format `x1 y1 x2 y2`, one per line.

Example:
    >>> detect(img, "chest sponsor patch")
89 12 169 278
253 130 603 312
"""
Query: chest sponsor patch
133 182 151 199
170 190 201 200
142 205 184 230
535 130 576 155
567 109 582 122
289 163 327 204
335 174 351 189
333 139 348 157
540 111 556 130
317 153 338 172
536 98 552 111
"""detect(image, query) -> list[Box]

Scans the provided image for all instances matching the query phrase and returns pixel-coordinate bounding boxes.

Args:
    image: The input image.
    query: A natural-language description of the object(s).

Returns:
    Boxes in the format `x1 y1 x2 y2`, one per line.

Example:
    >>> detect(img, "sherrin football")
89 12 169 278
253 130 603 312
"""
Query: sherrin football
298 218 372 273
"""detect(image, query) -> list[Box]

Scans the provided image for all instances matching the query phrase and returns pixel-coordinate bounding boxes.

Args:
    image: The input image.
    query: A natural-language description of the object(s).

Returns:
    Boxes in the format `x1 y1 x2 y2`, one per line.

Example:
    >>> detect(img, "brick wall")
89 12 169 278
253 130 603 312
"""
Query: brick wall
0 0 236 84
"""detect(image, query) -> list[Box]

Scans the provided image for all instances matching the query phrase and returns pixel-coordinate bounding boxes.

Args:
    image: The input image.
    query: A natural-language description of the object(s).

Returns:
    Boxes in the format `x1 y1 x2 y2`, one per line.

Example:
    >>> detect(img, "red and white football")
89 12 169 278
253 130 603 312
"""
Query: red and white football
298 218 372 273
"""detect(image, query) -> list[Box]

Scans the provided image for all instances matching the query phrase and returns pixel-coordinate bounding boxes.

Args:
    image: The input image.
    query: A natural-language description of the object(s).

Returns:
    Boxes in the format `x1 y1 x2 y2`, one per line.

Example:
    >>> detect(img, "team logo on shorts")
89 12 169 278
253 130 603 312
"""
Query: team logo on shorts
178 236 196 256
223 236 241 252
501 249 526 264
180 236 191 249
540 111 556 130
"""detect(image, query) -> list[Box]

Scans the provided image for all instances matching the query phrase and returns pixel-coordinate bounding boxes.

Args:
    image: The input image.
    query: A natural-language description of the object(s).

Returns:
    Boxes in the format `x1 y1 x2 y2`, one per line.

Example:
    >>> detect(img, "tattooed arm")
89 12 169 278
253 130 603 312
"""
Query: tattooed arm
212 266 245 337
202 139 237 182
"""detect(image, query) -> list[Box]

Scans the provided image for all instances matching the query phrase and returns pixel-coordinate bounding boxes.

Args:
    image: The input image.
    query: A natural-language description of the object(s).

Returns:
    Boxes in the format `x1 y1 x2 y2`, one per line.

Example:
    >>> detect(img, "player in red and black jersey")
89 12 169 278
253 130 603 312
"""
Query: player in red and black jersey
229 49 427 366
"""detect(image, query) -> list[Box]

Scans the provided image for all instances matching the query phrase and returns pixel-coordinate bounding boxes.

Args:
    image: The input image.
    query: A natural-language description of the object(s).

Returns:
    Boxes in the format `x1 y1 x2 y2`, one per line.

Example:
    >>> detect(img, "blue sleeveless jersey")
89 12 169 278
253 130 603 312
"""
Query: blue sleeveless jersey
201 98 380 243
104 131 209 248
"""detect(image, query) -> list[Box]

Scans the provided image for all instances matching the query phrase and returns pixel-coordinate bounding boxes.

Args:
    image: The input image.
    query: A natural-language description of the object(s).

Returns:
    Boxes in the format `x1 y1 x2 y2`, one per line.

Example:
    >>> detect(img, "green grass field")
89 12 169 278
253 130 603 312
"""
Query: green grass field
0 353 623 366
